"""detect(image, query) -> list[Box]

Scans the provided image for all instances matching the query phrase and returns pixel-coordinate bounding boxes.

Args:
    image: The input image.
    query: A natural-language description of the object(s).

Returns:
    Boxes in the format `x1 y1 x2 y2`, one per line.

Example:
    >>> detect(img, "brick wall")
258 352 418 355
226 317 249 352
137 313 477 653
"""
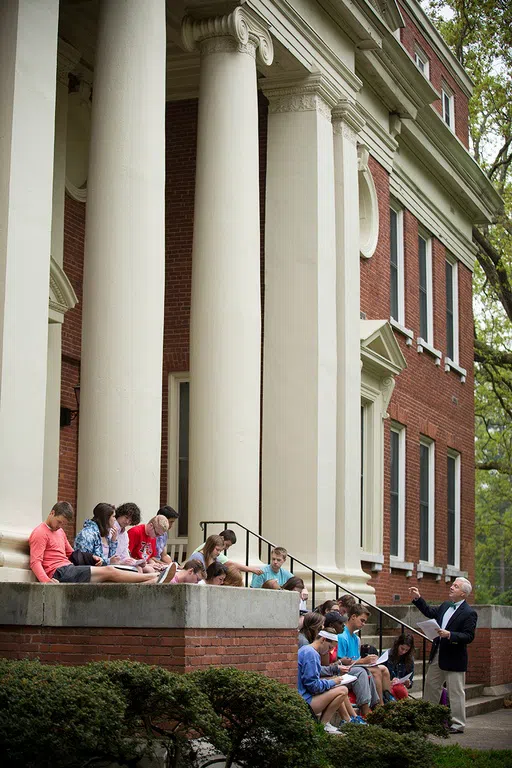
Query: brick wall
467 628 512 687
361 156 475 605
0 626 296 686
398 3 469 148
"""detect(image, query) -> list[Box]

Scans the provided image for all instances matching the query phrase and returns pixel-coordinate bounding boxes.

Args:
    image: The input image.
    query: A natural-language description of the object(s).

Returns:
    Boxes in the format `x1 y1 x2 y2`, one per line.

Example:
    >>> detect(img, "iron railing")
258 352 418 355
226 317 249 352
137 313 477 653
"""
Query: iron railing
201 519 430 693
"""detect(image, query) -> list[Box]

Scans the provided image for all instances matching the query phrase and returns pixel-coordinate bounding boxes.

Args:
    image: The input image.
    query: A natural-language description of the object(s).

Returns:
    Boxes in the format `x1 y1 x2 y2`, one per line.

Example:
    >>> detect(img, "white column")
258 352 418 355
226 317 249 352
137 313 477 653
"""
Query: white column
182 9 273 552
332 102 373 598
261 76 339 577
77 0 166 525
43 41 81 515
0 0 59 580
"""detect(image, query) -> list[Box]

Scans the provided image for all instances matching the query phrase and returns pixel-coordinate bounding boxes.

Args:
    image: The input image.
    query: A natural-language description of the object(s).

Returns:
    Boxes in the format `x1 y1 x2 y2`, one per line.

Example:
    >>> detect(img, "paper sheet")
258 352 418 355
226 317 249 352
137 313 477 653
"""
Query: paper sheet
417 618 441 641
396 671 413 684
353 649 389 667
339 674 358 685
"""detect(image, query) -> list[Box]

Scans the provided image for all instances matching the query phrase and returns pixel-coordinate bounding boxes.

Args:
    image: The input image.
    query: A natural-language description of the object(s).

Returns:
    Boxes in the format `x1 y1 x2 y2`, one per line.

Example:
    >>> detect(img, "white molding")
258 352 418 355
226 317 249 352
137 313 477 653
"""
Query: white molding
390 557 414 576
441 81 455 132
390 317 414 345
447 450 461 570
417 562 443 581
389 169 477 272
48 257 78 323
416 337 442 364
445 565 467 579
390 422 406 562
444 357 466 383
445 255 460 364
359 158 379 259
418 231 433 344
419 437 435 566
390 201 405 326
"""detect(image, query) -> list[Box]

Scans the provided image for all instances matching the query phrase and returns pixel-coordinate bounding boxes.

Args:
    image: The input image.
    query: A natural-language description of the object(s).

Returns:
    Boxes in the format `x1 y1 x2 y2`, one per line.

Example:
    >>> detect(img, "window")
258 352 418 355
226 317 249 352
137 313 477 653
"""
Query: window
418 233 433 344
414 45 429 78
447 451 461 568
445 256 459 363
167 374 190 538
390 424 406 561
419 438 435 564
442 83 455 131
390 205 404 325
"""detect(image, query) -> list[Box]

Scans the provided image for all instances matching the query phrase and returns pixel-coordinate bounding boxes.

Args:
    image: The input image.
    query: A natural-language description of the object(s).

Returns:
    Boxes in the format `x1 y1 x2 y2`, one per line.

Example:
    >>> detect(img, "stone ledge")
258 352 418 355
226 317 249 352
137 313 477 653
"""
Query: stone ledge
0 583 299 629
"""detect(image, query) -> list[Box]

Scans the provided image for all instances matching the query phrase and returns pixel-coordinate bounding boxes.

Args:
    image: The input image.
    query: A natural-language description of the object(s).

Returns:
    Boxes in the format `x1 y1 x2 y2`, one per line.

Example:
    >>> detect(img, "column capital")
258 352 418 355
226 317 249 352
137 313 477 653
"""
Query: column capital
57 39 81 87
332 99 366 143
182 6 273 64
262 73 341 122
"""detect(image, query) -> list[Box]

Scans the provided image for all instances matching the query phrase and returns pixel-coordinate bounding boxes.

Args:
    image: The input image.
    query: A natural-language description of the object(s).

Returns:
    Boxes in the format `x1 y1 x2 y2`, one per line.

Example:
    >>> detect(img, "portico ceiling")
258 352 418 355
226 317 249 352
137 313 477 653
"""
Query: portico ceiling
58 0 303 101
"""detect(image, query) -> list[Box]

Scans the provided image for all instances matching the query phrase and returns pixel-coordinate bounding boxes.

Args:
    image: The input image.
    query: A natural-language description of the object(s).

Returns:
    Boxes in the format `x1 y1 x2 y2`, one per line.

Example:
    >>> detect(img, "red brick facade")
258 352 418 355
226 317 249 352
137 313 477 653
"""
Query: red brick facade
467 628 512 687
398 3 470 148
58 88 474 605
0 626 296 686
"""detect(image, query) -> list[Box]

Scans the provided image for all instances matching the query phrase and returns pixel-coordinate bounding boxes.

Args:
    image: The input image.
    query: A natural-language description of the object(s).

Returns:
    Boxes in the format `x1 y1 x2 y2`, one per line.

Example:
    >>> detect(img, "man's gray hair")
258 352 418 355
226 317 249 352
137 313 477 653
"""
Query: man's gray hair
454 577 472 596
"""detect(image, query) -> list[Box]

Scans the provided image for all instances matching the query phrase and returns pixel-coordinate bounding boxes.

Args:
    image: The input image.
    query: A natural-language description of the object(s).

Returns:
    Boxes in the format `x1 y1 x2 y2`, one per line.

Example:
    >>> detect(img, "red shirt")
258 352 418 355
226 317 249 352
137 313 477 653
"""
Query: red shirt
127 524 156 562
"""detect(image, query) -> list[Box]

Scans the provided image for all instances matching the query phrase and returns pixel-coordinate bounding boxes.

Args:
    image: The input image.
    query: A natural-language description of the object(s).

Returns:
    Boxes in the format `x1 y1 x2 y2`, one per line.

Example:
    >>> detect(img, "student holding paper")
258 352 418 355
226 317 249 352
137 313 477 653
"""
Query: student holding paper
409 578 477 734
337 604 388 710
383 634 415 700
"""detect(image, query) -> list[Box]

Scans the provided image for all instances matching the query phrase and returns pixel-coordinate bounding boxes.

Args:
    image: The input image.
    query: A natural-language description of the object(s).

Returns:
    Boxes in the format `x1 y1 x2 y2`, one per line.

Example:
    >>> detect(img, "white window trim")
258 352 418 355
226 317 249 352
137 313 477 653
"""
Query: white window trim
390 317 414 345
390 203 405 327
414 44 430 79
419 437 435 567
446 254 460 365
447 449 461 570
390 422 406 563
442 82 455 131
167 372 190 547
418 231 433 345
416 337 442 364
444 357 466 383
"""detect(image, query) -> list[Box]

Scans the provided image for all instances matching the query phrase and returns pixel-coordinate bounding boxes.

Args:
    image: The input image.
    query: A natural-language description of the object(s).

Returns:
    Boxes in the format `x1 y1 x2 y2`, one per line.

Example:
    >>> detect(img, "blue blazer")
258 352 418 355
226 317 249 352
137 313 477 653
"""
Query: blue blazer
414 597 477 672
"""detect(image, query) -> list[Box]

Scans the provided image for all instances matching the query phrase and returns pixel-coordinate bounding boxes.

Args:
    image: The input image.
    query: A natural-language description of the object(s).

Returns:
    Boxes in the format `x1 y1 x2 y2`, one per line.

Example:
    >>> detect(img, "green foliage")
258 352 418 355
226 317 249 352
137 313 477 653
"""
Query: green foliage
433 744 512 768
323 724 436 768
0 658 132 768
366 697 450 737
190 666 324 768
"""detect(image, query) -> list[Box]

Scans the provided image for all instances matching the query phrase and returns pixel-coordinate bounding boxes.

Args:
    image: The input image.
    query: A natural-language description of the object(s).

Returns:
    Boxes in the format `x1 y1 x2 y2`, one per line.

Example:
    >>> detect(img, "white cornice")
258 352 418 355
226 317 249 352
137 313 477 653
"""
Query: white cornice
400 107 503 225
397 0 473 97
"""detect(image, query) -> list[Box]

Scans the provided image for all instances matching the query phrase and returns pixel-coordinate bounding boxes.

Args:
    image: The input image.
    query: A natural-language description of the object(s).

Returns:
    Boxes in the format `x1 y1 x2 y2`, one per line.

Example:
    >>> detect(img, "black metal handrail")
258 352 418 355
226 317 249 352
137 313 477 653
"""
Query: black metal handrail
201 519 430 693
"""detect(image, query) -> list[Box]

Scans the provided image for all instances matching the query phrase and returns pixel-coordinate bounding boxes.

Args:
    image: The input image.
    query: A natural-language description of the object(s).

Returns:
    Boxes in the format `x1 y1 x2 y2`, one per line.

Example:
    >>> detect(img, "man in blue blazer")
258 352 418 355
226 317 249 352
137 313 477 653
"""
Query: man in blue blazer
409 578 477 733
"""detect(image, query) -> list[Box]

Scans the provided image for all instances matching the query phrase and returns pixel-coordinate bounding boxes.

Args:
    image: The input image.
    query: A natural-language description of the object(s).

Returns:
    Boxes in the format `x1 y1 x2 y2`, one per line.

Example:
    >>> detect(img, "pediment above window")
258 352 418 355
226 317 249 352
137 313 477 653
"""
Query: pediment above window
360 319 407 378
49 258 78 323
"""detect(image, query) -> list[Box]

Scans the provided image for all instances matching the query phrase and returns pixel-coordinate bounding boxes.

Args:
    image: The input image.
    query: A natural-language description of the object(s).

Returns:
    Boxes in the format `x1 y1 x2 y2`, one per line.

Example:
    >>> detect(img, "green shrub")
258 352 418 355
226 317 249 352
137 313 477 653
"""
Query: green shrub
433 745 512 768
190 666 325 768
0 658 130 768
366 697 450 737
323 724 436 768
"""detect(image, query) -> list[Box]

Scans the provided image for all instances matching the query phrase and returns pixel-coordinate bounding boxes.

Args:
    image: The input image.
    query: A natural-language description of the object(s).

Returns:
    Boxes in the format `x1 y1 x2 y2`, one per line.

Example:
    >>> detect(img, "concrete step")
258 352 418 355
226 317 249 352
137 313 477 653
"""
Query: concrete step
466 694 508 717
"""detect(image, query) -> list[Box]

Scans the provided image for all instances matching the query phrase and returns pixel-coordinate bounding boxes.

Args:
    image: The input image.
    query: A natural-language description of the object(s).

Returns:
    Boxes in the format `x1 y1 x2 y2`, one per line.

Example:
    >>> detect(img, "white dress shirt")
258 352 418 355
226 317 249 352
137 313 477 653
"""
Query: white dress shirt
441 599 465 629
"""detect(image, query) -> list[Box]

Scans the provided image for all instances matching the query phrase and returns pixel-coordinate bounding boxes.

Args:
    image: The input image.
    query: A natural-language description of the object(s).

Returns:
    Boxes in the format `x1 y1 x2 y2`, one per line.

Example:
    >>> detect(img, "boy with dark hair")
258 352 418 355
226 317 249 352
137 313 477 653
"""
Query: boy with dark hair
29 503 175 585
113 503 142 567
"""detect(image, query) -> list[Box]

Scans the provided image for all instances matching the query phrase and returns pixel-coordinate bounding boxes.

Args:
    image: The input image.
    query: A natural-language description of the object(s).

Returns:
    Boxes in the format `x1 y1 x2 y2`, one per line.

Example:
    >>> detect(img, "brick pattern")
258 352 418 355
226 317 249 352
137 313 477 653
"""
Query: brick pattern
398 3 469 148
361 156 474 605
0 626 297 686
467 628 512 687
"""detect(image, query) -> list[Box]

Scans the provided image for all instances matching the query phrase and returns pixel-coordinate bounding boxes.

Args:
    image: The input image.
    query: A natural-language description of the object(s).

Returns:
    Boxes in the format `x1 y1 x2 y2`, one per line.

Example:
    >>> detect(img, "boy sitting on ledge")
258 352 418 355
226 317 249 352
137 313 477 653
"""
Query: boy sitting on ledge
29 502 176 585
250 546 292 588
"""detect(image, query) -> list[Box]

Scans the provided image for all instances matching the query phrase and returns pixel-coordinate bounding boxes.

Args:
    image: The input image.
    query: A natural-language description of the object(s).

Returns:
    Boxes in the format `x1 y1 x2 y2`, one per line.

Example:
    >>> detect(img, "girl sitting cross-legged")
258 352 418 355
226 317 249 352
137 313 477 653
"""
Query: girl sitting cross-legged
383 633 415 700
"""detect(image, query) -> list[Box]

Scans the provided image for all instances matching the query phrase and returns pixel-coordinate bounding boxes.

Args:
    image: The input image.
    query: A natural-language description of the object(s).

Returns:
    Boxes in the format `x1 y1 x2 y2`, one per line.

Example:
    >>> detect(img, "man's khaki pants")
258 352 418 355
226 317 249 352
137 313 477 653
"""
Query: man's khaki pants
423 655 466 729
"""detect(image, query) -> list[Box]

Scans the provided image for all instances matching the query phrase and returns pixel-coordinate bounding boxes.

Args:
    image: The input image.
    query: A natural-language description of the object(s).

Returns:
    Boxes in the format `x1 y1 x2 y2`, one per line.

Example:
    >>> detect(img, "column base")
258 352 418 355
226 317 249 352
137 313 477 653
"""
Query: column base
0 529 34 581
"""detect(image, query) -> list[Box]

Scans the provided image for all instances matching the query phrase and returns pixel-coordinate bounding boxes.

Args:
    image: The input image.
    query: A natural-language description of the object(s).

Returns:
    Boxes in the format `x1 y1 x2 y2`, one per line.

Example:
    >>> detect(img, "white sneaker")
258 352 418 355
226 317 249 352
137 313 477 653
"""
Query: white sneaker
323 722 342 735
157 563 177 584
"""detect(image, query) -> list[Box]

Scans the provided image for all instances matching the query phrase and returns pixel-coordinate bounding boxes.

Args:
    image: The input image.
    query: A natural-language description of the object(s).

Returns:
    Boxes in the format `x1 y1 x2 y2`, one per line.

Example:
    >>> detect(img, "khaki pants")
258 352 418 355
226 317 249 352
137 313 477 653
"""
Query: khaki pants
423 654 466 729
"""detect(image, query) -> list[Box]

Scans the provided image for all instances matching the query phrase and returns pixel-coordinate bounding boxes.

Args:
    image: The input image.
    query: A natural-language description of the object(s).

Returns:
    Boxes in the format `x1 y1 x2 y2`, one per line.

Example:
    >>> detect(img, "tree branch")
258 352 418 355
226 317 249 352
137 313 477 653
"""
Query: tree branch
474 338 512 367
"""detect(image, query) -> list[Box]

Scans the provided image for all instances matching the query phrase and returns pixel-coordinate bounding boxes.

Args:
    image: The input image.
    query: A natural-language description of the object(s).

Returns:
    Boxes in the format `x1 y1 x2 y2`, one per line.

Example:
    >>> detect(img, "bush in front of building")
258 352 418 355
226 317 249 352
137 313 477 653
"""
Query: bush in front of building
190 665 325 768
366 697 451 737
323 724 436 768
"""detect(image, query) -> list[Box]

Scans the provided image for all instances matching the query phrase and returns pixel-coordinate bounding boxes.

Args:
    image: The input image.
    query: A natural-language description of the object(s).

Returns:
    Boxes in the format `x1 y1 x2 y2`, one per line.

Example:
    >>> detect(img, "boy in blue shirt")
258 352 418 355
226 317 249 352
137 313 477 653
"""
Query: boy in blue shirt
250 546 292 588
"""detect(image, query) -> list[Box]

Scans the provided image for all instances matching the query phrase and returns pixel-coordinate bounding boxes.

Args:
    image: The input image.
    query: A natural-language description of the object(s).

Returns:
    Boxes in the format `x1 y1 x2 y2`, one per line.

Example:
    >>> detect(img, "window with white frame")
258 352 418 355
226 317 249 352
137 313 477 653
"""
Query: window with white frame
414 44 430 78
419 438 435 565
445 256 459 363
447 451 461 568
390 204 404 325
390 423 406 561
442 83 455 131
418 232 433 345
167 373 190 539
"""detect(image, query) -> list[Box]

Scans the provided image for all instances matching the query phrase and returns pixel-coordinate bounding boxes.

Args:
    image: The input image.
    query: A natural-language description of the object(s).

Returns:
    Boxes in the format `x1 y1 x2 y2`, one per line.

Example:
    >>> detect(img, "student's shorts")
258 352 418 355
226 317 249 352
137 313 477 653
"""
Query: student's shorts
53 565 91 583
